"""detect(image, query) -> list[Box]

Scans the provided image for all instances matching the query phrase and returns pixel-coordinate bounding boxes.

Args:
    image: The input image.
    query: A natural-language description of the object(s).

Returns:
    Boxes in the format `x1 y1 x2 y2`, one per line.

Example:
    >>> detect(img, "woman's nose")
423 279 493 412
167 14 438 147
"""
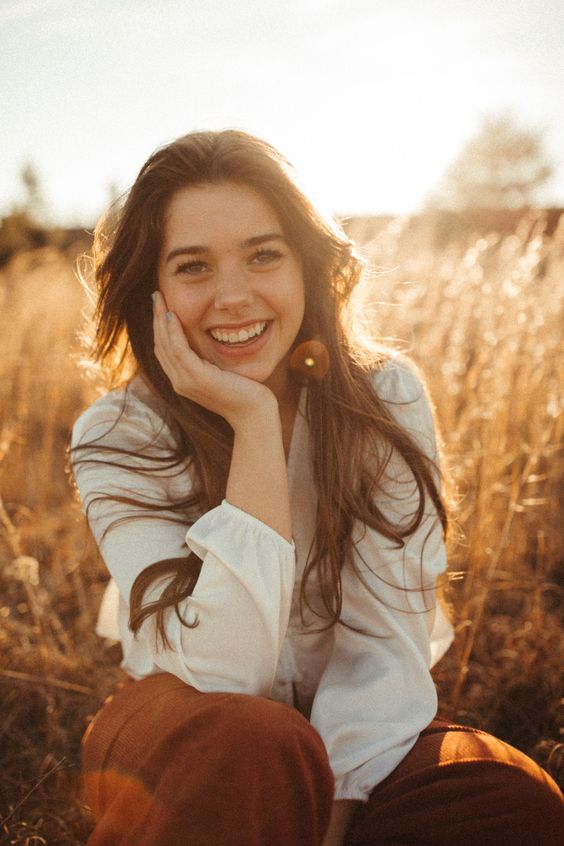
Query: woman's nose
214 267 254 311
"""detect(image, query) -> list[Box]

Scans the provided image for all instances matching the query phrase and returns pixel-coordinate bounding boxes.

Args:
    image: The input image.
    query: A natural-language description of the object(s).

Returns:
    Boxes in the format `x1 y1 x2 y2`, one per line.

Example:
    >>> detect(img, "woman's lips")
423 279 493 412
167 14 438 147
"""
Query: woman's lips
206 320 273 358
209 320 268 344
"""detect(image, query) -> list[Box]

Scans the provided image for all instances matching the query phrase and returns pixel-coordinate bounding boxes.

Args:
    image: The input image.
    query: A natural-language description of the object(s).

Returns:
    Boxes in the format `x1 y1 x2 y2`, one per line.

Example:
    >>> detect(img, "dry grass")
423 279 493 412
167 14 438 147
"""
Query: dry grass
1 215 563 842
0 248 121 844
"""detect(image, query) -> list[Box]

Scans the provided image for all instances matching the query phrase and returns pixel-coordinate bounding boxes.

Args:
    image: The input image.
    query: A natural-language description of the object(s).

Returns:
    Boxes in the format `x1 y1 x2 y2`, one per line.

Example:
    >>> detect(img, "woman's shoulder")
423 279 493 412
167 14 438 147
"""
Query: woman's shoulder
71 376 176 452
370 354 438 452
371 353 429 404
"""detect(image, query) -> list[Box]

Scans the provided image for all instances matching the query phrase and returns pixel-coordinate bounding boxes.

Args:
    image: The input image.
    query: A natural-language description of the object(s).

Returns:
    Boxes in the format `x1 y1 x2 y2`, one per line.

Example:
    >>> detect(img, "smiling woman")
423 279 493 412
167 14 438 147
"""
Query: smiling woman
70 129 563 846
157 182 305 397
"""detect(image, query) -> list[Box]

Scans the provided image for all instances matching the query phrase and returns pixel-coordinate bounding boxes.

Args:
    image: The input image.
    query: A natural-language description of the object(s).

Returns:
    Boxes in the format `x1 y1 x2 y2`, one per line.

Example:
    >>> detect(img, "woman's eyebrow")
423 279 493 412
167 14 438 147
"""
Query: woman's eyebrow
164 233 287 264
165 245 207 262
243 232 286 248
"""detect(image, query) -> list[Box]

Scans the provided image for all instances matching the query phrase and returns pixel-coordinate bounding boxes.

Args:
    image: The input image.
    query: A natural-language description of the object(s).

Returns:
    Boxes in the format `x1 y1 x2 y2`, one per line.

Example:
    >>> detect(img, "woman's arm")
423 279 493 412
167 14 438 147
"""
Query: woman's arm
71 294 296 695
322 801 361 846
153 291 292 541
226 407 291 543
72 392 296 695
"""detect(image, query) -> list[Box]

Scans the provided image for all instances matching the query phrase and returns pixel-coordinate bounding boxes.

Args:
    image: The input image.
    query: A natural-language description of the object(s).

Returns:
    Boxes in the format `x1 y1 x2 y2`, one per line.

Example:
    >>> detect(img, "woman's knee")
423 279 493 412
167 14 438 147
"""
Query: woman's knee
83 675 334 844
167 693 334 845
83 674 333 813
202 691 329 767
155 689 334 805
347 721 563 846
84 674 331 780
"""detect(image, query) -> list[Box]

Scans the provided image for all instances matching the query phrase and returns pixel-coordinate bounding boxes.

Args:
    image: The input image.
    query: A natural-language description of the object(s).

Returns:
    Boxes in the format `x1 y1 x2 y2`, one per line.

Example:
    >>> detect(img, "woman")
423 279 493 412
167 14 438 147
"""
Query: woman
71 130 562 846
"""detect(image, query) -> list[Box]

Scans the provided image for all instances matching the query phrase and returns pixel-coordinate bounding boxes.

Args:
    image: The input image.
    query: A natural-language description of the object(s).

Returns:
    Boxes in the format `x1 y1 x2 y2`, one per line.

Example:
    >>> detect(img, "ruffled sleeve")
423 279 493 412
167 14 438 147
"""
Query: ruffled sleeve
309 357 451 800
151 501 295 694
71 383 295 696
71 385 192 600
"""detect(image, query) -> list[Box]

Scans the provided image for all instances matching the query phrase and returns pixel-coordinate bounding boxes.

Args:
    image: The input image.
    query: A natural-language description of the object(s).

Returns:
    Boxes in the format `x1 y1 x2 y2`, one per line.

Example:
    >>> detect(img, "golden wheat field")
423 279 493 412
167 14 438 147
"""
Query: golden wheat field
0 213 563 844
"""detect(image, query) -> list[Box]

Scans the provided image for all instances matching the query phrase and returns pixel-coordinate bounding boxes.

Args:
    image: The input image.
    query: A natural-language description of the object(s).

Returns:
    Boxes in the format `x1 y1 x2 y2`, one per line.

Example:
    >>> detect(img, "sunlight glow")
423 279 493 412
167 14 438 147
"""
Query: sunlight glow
1 0 563 222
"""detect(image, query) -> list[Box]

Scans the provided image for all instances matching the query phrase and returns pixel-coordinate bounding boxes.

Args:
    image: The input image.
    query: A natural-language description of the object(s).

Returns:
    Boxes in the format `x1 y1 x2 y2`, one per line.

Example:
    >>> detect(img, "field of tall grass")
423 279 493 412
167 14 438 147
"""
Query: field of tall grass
1 213 563 843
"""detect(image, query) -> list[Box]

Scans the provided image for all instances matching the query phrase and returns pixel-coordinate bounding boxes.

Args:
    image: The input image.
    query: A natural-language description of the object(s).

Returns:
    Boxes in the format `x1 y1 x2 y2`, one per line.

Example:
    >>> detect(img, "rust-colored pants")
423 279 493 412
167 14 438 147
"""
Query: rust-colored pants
82 673 563 845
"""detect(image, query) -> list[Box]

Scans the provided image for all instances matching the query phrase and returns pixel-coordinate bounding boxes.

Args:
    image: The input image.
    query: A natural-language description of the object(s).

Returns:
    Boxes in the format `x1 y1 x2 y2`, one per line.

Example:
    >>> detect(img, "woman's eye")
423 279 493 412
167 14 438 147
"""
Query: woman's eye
250 248 283 265
175 260 209 275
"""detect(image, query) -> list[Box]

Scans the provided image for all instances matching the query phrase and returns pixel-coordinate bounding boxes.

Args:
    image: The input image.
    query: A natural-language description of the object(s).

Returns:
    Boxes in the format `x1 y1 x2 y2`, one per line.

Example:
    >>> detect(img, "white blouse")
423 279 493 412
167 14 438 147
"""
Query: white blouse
71 356 453 801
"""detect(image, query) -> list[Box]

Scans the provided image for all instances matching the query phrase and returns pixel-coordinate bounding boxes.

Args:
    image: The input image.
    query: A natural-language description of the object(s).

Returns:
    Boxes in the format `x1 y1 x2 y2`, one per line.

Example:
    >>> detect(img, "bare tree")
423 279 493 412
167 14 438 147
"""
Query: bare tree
429 113 553 211
0 164 48 264
20 162 45 221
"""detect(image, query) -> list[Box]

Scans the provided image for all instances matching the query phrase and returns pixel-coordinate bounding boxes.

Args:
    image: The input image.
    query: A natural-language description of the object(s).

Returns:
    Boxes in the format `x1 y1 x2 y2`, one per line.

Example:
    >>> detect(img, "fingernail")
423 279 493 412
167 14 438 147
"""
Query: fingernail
165 311 173 321
151 291 157 304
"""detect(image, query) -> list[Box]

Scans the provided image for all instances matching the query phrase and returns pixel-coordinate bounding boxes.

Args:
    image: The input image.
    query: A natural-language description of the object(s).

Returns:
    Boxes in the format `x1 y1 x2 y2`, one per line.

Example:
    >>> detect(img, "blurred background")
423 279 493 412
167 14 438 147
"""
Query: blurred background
1 2 563 844
1 0 564 224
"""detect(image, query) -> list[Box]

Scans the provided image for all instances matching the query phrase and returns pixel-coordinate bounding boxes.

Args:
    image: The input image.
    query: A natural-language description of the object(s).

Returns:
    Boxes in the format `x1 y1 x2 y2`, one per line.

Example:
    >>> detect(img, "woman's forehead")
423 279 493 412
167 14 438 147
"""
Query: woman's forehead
161 182 285 249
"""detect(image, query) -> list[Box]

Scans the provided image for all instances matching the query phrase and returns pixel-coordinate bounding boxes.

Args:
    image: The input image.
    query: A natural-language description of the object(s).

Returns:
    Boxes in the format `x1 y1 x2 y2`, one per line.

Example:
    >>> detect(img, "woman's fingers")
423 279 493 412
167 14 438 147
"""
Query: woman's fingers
151 289 275 425
153 291 183 363
152 291 211 399
152 291 169 361
153 291 185 382
152 292 176 376
152 289 168 325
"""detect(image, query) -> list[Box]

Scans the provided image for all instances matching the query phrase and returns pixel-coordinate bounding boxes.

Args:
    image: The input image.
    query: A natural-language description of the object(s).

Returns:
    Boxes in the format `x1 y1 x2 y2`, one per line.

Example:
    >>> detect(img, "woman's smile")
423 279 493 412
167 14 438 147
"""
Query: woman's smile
206 319 273 357
157 181 305 399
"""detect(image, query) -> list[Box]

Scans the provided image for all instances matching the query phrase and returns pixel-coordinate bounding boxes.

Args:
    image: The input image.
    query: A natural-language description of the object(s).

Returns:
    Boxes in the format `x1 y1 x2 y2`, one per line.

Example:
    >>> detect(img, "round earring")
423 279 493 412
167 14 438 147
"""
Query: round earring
290 338 330 381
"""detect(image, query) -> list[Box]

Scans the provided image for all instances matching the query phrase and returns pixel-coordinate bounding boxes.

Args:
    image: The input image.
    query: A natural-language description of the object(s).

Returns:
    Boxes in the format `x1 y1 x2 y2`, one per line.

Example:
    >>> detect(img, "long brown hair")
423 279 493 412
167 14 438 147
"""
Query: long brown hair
75 129 447 644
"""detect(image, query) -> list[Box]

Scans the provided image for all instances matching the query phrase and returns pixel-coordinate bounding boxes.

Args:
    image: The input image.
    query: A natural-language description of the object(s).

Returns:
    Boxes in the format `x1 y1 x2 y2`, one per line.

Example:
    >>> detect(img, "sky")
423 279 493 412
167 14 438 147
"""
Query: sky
1 0 563 224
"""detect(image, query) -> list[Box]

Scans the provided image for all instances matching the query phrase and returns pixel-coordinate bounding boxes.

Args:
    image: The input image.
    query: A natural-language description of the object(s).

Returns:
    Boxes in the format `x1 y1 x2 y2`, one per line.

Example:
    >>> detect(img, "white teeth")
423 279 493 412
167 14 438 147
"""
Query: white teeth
210 321 267 344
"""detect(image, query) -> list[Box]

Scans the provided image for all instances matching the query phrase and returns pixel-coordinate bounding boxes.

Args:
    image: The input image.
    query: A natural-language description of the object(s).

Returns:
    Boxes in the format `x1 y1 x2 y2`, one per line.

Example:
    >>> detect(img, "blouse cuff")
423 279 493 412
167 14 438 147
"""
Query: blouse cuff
333 771 372 802
185 499 295 560
334 786 371 802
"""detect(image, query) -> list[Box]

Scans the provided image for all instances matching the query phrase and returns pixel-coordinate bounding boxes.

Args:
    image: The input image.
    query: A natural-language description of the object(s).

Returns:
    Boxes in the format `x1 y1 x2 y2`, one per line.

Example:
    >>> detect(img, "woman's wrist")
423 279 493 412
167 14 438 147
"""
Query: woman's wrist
225 391 280 434
321 800 361 846
226 401 292 542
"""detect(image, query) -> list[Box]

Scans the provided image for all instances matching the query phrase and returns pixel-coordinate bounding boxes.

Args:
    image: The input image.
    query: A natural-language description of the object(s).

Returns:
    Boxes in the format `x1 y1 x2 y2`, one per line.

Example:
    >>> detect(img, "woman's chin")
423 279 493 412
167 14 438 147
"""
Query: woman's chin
217 360 274 384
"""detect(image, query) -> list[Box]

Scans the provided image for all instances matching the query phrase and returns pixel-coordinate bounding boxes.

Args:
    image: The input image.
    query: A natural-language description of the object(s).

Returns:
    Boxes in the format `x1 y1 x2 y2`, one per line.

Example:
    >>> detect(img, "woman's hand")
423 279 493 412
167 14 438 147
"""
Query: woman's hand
152 291 277 428
153 291 292 540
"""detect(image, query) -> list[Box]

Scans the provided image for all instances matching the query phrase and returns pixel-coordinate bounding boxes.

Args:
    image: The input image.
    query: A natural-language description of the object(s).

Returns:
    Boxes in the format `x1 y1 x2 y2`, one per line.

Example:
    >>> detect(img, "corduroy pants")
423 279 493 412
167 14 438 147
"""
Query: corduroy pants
82 673 563 846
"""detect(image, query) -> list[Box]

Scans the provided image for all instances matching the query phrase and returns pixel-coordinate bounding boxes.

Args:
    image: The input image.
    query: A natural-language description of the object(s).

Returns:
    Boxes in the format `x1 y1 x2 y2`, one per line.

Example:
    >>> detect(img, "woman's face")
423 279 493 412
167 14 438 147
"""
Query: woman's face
157 181 305 399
